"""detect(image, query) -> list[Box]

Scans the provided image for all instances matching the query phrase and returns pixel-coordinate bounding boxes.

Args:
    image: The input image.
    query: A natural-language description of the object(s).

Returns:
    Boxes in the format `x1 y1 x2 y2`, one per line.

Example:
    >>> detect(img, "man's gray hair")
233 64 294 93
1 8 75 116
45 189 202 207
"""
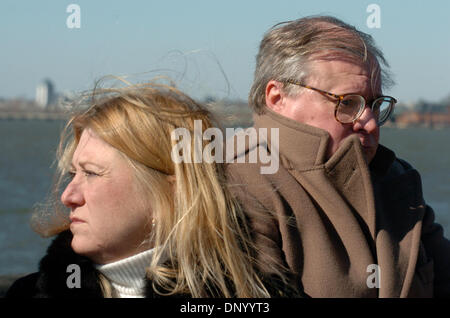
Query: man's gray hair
249 15 394 114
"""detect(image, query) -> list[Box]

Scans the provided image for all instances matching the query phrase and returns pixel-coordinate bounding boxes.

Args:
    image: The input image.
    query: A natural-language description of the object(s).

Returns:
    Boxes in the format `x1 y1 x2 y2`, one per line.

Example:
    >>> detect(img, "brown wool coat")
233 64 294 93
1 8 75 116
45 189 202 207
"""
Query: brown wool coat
226 108 450 298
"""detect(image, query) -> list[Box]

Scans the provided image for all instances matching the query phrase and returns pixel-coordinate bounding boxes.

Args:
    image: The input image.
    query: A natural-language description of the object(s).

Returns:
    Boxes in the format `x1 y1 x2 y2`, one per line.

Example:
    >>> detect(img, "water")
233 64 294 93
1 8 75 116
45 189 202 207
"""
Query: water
0 120 449 276
380 127 450 233
0 120 65 276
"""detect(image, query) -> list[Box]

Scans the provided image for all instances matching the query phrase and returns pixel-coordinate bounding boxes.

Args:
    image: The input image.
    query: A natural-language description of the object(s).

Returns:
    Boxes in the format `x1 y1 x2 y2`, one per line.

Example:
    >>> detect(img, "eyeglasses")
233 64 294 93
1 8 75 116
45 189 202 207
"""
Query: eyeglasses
283 79 397 126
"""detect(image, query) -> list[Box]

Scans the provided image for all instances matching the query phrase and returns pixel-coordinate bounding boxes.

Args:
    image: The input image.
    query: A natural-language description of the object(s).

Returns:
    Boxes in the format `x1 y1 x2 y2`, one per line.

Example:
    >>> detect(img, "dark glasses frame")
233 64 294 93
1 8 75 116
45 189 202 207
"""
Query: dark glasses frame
282 79 397 126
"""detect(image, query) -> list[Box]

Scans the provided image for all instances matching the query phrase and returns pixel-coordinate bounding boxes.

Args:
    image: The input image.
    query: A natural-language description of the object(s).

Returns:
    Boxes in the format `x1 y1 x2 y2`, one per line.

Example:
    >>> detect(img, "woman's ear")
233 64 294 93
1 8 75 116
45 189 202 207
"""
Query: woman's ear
166 174 176 183
166 175 176 190
265 80 285 113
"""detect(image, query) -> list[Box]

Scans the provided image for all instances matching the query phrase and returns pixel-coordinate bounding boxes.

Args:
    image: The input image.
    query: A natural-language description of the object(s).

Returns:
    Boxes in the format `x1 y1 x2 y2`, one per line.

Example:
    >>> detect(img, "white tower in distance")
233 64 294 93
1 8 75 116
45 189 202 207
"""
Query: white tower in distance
35 79 55 108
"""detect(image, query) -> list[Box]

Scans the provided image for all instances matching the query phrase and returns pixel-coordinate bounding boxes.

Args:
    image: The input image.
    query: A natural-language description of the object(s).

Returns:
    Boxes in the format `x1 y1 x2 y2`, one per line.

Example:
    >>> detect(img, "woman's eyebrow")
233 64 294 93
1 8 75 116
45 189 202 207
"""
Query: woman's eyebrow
70 161 105 169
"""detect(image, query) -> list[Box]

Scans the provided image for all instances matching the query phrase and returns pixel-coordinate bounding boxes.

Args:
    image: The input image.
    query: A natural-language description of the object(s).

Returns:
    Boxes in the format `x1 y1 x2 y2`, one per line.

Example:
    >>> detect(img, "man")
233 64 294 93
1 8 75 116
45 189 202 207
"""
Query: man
226 16 450 297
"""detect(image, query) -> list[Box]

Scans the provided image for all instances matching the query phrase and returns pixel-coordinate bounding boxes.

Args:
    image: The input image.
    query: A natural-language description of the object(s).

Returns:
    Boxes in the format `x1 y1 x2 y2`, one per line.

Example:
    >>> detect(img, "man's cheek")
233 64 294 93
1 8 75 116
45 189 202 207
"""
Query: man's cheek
373 127 380 143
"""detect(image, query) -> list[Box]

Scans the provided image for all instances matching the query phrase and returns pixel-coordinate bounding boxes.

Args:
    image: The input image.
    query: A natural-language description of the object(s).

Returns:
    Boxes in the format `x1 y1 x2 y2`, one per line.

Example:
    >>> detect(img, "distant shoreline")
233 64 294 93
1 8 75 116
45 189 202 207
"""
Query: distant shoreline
0 110 68 121
1 109 450 130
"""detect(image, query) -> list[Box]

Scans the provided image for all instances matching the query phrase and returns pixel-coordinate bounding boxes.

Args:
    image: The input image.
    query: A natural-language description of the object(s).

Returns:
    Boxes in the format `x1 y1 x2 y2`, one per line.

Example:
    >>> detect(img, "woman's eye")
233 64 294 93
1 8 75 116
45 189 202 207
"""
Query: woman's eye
83 170 98 177
67 170 98 179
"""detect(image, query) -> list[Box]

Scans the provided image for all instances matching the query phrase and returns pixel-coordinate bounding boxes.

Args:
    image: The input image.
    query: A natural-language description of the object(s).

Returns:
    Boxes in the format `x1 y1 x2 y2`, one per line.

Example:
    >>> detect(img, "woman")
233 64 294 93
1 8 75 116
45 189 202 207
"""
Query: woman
6 80 294 298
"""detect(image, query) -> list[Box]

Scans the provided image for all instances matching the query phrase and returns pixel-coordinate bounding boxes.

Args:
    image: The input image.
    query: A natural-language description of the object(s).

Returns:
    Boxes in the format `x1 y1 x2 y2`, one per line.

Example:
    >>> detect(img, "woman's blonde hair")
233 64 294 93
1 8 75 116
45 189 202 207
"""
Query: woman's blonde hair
31 78 277 297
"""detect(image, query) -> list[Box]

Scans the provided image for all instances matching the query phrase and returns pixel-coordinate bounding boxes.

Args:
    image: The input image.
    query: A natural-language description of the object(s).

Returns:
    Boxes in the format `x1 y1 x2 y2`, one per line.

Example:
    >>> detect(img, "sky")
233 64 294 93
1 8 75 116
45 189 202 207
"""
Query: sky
1 0 449 104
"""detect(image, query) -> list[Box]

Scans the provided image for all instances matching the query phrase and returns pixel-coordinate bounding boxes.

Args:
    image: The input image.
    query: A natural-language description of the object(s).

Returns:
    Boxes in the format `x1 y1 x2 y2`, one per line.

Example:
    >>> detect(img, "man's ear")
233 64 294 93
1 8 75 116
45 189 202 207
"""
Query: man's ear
265 80 285 113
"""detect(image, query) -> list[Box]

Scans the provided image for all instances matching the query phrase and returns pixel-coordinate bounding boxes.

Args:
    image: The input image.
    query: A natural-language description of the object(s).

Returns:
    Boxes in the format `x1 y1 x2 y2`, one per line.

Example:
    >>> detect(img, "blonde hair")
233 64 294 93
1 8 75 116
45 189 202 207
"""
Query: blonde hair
32 78 277 297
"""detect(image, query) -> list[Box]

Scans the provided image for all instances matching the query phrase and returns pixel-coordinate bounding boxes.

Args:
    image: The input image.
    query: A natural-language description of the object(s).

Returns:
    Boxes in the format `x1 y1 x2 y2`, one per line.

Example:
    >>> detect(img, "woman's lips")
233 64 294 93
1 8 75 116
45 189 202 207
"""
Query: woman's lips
70 217 85 223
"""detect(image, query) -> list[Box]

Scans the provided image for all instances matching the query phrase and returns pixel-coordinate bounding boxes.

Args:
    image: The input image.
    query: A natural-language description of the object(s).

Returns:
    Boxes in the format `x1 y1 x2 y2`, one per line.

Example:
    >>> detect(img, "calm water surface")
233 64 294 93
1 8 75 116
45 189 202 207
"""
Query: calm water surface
0 120 449 275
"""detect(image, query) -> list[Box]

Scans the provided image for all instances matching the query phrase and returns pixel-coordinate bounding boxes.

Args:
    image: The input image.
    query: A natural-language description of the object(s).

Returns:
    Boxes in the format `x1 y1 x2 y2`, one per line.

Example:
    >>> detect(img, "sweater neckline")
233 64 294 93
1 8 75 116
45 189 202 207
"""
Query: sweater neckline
95 249 155 296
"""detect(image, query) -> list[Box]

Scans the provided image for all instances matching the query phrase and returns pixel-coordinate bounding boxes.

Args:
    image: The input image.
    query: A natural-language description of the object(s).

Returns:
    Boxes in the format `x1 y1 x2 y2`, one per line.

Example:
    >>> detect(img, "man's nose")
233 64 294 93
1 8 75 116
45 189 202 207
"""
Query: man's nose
352 107 378 134
61 178 85 209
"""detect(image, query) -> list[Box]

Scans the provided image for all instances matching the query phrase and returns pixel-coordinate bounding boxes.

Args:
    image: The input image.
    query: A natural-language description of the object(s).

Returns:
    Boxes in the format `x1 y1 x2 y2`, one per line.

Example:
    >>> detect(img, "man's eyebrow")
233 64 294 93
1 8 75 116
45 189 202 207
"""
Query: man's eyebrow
339 90 379 100
337 88 366 96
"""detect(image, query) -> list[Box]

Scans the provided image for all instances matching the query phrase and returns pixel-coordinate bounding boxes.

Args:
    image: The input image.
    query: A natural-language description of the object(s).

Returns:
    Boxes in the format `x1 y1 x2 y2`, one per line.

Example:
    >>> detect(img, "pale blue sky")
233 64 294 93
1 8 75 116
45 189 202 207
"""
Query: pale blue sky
1 0 449 104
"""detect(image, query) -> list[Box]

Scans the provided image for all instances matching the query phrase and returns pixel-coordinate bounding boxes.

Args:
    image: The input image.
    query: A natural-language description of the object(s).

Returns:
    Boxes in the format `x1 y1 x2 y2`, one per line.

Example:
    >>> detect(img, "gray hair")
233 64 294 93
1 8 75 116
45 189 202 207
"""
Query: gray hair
249 15 394 114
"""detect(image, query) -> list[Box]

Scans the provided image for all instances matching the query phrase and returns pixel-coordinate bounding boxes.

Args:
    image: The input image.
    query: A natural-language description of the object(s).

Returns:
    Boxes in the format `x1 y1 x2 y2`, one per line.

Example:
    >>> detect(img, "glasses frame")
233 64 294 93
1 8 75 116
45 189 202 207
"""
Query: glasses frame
282 79 397 126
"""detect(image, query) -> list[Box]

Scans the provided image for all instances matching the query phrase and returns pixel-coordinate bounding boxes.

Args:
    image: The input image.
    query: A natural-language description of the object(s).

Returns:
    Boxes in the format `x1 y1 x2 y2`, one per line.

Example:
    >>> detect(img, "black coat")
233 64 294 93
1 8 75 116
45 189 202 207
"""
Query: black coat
5 231 164 298
5 231 297 298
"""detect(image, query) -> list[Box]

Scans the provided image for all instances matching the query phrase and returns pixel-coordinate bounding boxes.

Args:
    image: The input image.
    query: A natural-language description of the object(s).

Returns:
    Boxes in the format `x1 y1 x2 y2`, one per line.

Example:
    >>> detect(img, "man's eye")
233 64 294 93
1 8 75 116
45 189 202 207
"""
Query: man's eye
344 98 357 105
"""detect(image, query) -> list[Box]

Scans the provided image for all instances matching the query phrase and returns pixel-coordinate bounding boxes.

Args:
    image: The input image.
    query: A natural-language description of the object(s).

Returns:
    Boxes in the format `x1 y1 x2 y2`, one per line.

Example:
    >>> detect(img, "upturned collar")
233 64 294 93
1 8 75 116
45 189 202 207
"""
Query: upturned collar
252 107 395 176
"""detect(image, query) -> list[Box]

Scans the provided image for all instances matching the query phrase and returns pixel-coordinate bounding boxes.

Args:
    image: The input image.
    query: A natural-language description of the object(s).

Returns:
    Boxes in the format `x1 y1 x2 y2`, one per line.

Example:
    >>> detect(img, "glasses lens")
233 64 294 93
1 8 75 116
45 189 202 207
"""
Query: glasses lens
372 97 394 125
336 95 364 123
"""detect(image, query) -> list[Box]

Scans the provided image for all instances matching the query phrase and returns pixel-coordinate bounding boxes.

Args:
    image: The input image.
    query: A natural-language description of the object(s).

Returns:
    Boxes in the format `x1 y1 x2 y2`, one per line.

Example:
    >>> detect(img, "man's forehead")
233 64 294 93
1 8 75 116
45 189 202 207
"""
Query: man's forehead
308 59 381 95
309 59 371 77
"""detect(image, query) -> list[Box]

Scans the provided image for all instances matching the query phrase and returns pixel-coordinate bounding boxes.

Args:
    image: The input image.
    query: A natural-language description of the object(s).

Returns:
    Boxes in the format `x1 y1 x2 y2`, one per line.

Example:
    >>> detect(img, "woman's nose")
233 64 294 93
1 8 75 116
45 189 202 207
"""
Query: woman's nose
61 178 85 209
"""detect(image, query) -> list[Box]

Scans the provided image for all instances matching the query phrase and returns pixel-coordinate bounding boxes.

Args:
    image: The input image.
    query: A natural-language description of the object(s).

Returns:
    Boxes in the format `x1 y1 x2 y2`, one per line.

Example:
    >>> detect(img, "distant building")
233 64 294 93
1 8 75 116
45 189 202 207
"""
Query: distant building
35 79 55 108
56 90 78 110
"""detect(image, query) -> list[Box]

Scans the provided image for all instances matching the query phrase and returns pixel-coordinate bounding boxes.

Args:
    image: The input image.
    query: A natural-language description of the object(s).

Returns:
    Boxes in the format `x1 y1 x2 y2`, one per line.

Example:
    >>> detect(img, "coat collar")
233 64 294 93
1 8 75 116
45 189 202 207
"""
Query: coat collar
253 107 423 297
34 230 174 298
253 106 379 257
252 106 396 176
253 107 330 170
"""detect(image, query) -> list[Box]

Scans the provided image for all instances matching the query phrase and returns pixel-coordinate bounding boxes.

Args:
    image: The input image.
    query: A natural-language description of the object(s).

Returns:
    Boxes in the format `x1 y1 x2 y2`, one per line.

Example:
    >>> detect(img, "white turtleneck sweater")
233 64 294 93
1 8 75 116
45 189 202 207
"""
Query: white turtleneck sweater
95 249 155 298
